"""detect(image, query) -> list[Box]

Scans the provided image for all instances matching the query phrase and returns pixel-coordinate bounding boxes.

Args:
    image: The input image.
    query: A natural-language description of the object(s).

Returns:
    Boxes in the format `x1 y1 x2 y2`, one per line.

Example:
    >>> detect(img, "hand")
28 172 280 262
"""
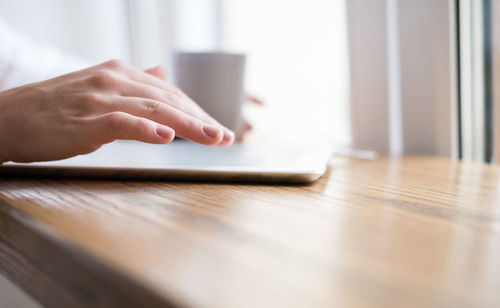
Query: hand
0 60 234 164
237 94 264 142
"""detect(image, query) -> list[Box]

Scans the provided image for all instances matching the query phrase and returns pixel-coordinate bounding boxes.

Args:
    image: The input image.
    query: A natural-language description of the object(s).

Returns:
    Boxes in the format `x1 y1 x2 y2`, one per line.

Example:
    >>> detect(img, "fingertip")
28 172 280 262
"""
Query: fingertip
217 129 235 147
202 125 225 145
217 140 234 148
156 125 175 143
245 94 264 105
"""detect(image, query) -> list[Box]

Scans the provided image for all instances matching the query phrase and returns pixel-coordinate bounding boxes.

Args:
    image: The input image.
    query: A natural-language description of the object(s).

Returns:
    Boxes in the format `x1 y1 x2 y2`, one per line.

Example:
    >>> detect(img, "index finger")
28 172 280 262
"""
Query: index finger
103 96 228 146
103 61 228 132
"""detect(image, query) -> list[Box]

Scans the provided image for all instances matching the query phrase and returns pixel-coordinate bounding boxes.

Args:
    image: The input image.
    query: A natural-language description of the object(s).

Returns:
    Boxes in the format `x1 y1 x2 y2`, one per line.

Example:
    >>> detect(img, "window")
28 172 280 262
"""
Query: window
220 0 350 144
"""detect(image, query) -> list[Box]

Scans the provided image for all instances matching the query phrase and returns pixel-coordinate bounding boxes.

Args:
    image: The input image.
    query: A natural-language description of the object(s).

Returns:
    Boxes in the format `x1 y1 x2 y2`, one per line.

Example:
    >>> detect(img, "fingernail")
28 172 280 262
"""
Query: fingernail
202 125 223 139
216 129 235 147
223 128 235 142
156 126 174 139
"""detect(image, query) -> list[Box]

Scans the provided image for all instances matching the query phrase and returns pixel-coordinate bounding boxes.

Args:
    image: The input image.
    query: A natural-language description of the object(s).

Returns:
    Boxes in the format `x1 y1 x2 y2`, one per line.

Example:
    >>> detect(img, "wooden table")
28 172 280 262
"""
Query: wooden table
1 156 500 308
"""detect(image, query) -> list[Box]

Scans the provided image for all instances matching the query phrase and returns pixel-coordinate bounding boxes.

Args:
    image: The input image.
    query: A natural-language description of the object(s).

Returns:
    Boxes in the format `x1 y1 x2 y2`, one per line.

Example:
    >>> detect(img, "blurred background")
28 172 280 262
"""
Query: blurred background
0 0 495 161
0 0 350 146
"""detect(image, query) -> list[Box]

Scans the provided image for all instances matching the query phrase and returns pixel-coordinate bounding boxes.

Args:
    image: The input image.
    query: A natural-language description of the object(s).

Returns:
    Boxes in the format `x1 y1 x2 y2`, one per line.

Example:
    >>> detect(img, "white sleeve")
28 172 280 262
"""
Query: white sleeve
0 18 92 91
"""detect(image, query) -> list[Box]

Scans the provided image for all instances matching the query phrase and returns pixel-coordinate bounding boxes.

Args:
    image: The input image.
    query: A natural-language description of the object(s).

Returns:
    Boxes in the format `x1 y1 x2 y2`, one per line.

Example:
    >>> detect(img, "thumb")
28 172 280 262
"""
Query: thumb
145 65 168 81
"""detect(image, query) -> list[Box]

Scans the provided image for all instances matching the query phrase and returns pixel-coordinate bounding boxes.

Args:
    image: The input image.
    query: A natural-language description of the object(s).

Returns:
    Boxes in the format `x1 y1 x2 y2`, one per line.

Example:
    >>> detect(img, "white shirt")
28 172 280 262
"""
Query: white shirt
0 18 90 91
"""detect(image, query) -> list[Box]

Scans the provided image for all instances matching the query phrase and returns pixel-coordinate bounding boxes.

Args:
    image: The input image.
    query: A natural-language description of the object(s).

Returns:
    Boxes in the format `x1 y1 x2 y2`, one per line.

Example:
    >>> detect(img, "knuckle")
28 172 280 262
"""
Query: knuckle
104 59 126 70
186 119 201 133
134 118 151 134
105 112 126 129
141 100 161 116
163 90 182 108
89 70 117 88
169 87 183 99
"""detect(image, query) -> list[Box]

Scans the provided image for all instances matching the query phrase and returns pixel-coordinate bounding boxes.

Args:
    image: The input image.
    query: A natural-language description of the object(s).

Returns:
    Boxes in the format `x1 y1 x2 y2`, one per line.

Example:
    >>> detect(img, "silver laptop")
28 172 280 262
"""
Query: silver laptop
0 139 333 184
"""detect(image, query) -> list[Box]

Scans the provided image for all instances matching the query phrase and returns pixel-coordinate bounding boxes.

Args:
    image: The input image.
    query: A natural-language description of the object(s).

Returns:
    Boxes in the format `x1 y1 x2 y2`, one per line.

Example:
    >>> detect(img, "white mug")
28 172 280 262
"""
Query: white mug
173 52 246 137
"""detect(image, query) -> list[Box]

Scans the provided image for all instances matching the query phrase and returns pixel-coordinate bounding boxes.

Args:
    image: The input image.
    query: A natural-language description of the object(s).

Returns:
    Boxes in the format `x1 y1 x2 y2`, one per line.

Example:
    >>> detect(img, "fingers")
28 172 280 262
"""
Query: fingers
115 79 234 145
80 60 235 147
103 60 174 97
245 94 264 105
101 61 229 133
102 96 225 146
145 66 168 81
89 112 175 145
237 120 253 142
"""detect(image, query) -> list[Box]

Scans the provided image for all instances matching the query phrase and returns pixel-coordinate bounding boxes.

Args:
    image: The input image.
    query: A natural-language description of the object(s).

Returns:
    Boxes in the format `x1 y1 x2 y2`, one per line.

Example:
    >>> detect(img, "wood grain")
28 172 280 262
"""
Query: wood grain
1 156 500 308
